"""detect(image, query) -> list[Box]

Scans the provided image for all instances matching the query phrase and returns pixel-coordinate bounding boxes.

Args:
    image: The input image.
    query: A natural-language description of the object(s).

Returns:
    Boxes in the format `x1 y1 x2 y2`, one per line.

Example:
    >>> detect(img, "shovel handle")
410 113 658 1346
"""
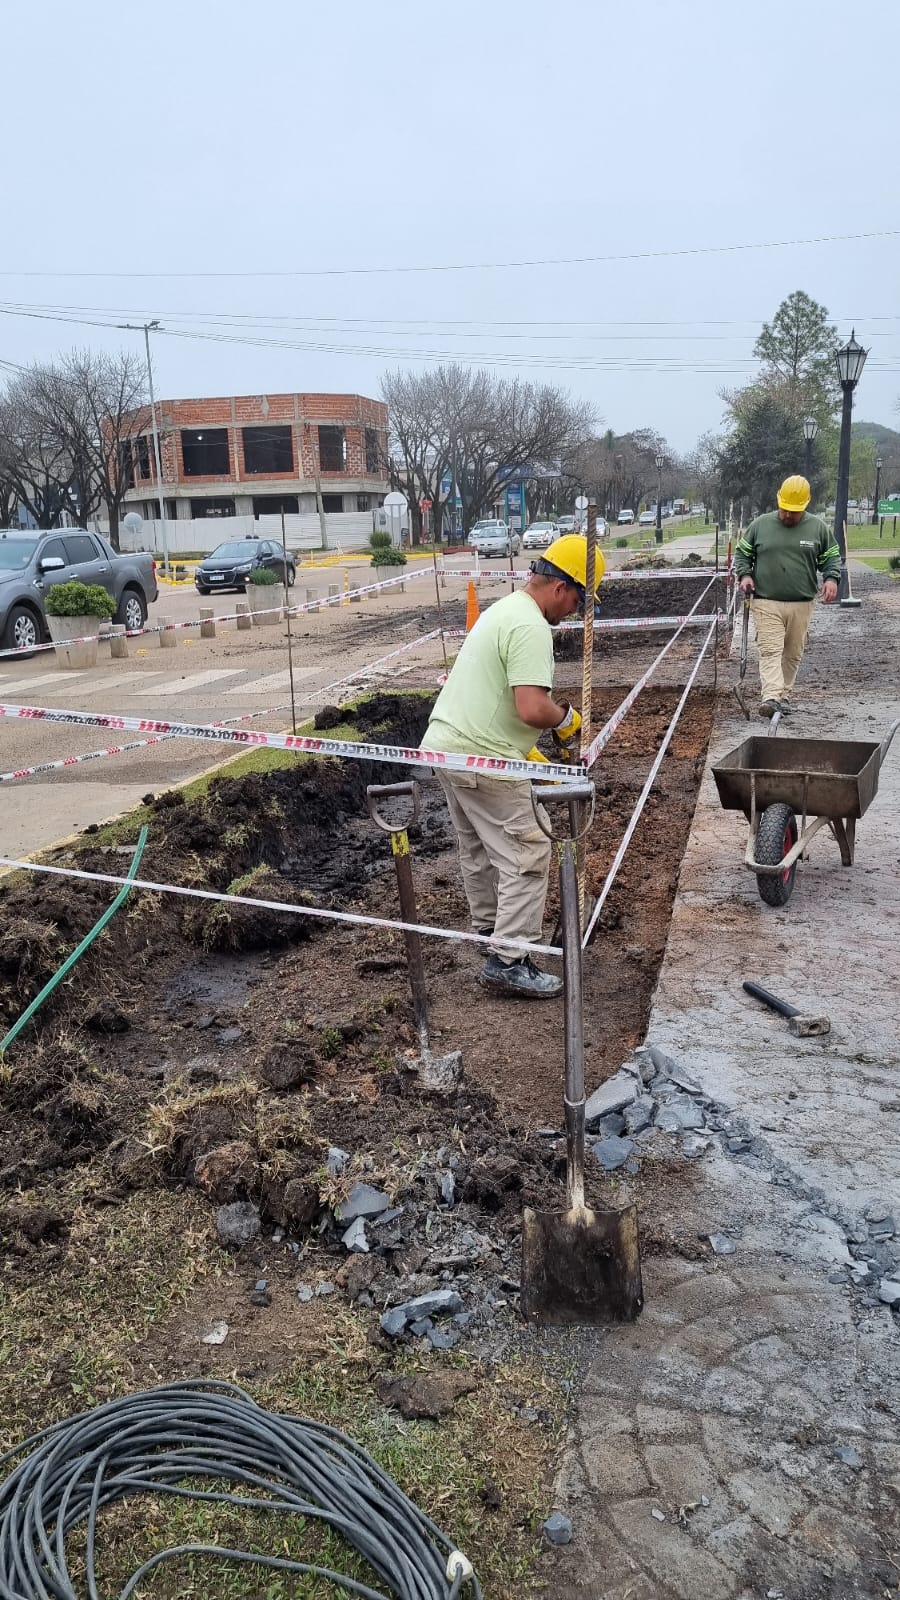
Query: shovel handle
559 842 586 1211
367 780 422 835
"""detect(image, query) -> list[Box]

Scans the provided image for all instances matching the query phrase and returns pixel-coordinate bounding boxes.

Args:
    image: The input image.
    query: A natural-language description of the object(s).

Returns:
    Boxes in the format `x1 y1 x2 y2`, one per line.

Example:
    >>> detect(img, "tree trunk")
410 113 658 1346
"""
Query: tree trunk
107 502 121 551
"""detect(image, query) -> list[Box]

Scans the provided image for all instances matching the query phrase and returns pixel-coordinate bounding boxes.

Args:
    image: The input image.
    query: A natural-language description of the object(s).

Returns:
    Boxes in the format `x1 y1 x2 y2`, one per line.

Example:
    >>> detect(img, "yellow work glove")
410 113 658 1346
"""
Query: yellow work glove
551 702 582 756
525 746 559 783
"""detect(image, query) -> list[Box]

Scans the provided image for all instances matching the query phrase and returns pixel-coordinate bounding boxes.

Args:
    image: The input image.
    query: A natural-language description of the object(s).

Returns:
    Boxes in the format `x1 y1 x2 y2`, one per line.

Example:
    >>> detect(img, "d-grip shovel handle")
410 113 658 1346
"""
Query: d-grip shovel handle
531 780 595 841
366 780 422 835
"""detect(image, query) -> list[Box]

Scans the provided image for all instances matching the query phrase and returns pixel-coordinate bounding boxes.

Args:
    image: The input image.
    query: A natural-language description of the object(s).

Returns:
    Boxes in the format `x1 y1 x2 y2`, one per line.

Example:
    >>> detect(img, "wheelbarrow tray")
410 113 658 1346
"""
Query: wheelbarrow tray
712 735 882 821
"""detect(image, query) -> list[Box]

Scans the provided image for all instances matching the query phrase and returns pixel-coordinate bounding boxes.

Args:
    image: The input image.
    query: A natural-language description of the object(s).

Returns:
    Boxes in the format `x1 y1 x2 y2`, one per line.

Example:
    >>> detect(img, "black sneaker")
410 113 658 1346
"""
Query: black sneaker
475 926 494 938
758 700 780 719
776 701 792 717
478 954 562 999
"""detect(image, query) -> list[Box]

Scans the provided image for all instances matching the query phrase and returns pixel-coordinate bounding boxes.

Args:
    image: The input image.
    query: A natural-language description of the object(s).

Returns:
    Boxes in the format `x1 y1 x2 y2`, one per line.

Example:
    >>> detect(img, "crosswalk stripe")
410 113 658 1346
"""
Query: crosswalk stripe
0 671 87 693
134 670 245 697
222 669 317 695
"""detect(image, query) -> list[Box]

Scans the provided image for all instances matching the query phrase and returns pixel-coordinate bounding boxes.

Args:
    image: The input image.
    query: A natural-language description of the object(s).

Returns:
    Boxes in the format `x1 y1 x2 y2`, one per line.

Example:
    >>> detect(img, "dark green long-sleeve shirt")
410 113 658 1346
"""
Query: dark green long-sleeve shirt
734 511 841 600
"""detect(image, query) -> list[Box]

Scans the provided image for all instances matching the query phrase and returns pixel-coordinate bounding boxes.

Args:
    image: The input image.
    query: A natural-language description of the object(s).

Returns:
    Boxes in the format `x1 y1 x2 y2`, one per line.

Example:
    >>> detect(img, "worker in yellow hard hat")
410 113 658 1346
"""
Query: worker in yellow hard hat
734 475 840 717
420 534 604 999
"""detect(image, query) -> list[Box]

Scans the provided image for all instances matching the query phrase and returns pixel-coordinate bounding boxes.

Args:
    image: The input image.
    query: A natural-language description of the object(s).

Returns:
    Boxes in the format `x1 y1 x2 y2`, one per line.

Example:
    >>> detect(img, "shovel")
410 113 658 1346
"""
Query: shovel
366 781 462 1094
521 780 643 1325
733 590 752 720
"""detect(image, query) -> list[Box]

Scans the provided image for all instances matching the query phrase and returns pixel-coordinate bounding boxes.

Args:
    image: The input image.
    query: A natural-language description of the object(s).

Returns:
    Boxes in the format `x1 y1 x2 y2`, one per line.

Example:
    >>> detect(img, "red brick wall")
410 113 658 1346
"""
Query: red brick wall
131 393 388 488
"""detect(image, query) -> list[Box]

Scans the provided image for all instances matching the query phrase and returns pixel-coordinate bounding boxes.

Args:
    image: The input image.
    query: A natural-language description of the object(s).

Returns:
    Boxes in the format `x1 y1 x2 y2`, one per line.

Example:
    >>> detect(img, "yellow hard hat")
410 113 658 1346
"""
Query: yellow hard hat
539 534 606 599
777 475 811 513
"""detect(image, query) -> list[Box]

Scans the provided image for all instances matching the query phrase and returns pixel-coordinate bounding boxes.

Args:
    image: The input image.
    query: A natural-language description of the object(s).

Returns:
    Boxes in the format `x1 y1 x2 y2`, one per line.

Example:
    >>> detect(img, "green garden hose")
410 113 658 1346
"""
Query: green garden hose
0 825 149 1056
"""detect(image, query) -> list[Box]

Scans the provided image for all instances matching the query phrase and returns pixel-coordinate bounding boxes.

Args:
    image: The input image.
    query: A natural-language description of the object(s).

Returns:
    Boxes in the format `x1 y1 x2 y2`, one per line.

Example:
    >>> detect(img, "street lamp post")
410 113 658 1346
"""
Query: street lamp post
833 329 868 606
803 415 818 484
872 455 883 527
654 452 664 546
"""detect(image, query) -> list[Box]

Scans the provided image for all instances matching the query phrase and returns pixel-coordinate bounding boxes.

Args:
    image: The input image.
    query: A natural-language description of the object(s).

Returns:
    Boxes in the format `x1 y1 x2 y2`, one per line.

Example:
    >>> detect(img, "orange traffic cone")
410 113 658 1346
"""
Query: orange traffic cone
465 581 481 633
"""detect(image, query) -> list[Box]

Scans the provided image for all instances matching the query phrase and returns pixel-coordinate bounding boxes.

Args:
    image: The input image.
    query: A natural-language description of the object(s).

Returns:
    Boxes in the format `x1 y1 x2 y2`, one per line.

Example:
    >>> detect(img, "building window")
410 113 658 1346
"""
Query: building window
318 425 345 472
135 436 152 480
365 428 380 474
242 426 294 475
253 495 299 516
117 441 135 490
191 497 236 518
181 428 230 477
321 493 344 513
357 495 370 512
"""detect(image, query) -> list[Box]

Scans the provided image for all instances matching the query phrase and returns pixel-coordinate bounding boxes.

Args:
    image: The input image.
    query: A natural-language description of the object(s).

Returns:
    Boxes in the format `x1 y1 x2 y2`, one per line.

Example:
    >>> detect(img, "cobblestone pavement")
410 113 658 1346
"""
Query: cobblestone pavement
549 573 900 1599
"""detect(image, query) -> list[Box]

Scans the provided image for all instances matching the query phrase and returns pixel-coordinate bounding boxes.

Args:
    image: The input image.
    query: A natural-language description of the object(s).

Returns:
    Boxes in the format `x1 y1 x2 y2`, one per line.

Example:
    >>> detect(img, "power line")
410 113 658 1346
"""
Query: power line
0 225 896 280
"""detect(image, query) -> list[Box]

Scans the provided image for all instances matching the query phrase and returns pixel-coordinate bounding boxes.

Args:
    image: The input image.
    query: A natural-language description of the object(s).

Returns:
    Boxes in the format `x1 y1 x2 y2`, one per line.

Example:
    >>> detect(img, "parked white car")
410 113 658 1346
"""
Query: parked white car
638 510 657 527
522 521 558 550
470 520 521 557
617 509 635 526
557 514 577 533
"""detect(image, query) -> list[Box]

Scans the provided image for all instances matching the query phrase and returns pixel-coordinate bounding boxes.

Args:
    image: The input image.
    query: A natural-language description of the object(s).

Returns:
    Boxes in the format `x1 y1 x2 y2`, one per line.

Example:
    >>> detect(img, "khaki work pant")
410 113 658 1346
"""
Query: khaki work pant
435 770 551 964
751 597 815 704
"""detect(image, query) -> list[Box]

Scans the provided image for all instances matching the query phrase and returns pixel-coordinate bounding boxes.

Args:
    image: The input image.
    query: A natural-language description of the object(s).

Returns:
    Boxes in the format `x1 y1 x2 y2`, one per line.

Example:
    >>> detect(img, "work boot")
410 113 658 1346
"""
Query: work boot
776 700 792 717
758 700 780 719
478 954 562 999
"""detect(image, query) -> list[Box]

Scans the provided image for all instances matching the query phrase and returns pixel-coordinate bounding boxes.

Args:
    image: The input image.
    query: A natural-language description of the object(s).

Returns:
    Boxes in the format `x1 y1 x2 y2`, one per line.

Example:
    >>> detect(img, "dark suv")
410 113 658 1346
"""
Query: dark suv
194 538 296 595
0 530 158 652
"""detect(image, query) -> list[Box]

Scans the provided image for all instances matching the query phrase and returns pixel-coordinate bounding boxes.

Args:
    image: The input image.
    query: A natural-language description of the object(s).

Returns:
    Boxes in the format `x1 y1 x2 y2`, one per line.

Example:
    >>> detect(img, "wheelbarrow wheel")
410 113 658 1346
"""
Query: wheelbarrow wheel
755 802 798 907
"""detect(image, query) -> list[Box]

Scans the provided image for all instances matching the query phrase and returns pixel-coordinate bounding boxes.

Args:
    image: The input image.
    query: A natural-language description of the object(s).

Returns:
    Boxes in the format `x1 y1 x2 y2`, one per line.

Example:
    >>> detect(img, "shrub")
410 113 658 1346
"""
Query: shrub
44 581 116 618
246 566 280 586
369 528 392 552
370 546 407 568
888 553 900 572
615 537 628 549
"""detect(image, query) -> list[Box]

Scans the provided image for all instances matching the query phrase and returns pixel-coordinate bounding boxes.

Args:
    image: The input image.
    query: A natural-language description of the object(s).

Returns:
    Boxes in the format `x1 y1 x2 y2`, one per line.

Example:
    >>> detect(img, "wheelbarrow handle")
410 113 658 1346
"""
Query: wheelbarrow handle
366 780 422 835
878 718 900 767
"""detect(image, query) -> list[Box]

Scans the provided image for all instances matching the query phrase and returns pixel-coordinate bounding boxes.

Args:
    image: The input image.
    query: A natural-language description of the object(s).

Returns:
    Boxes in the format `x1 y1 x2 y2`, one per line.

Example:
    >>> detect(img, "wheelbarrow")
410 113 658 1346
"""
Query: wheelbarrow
712 719 900 907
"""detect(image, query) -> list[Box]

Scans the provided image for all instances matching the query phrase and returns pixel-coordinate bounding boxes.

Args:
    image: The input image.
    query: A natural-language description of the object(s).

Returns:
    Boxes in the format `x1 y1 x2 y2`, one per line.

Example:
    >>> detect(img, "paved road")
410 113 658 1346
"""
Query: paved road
0 569 452 860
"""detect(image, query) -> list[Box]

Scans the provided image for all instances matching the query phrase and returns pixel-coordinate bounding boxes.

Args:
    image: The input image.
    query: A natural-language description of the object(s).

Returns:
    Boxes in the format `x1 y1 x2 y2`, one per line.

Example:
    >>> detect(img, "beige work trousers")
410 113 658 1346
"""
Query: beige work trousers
751 597 815 704
435 770 551 963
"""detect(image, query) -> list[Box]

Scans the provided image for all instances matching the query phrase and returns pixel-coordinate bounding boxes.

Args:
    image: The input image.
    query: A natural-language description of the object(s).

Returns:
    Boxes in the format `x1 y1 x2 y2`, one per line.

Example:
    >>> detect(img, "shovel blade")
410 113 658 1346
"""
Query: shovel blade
521 1202 643 1325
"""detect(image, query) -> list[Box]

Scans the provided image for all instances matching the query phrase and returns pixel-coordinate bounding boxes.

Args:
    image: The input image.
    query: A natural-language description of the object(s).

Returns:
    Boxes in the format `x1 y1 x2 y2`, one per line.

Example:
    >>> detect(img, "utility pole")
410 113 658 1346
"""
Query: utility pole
120 318 169 577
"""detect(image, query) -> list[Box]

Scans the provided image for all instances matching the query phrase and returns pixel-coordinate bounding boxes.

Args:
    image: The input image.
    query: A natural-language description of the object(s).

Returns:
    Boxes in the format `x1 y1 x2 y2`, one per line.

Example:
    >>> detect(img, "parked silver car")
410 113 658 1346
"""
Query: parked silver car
470 520 521 557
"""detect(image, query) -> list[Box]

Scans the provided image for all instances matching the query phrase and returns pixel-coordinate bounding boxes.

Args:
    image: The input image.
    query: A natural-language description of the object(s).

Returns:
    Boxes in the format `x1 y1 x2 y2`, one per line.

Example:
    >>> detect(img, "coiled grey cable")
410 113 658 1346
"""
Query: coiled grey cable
0 1378 480 1599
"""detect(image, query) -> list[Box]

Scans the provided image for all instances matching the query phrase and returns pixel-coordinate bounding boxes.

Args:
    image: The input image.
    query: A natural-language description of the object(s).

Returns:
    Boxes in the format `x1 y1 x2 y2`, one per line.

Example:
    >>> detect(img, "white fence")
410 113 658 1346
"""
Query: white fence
115 512 375 557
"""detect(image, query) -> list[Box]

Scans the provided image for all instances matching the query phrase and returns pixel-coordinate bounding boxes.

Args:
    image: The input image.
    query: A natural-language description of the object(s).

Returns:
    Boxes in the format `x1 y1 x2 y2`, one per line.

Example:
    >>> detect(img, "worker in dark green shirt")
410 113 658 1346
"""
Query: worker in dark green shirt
733 475 840 717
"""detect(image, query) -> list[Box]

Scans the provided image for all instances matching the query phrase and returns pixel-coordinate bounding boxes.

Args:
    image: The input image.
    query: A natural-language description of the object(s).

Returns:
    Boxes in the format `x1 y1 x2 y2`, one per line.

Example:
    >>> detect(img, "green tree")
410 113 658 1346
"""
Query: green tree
753 290 838 414
717 392 805 517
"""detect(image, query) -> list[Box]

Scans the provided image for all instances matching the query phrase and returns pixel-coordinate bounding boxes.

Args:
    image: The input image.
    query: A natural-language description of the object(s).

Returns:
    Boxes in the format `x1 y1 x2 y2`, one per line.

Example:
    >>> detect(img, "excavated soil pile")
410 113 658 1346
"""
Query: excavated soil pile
0 683 714 1272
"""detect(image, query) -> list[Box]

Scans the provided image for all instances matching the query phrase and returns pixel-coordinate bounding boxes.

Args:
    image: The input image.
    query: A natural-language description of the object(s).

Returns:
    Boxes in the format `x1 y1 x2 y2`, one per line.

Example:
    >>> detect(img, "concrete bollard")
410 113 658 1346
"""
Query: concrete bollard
305 586 320 614
199 607 216 639
159 616 177 649
236 602 252 631
328 584 339 606
109 624 128 659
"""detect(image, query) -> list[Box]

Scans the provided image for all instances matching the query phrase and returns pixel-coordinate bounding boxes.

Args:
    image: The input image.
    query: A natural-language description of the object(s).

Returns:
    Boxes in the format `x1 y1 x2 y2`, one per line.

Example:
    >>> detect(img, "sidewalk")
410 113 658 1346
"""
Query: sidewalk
551 570 900 1599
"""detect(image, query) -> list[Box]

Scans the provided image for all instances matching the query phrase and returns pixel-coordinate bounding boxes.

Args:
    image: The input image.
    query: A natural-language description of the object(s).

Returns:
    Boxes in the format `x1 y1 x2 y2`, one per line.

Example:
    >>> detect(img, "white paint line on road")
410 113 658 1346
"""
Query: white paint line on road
222 669 317 694
134 670 246 696
0 671 87 692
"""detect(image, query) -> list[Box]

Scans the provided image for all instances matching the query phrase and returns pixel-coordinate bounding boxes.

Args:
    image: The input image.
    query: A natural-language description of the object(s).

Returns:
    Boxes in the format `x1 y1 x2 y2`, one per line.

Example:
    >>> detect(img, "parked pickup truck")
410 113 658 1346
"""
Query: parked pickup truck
0 529 158 652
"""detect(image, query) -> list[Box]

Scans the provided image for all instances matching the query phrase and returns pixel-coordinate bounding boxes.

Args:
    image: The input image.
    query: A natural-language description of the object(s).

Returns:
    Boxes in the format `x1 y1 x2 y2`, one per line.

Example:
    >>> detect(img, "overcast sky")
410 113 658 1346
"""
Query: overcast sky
3 0 899 453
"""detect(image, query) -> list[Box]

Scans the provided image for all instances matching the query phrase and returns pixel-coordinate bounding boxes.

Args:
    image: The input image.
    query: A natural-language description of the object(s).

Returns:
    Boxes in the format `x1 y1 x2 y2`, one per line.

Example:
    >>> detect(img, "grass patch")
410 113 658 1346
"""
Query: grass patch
856 555 900 574
846 522 900 551
0 1185 559 1599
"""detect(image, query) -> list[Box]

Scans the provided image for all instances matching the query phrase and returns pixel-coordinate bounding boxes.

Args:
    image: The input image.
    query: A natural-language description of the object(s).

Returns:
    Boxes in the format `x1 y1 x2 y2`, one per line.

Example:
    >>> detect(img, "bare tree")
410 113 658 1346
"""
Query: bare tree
0 374 76 528
30 350 148 549
381 369 453 544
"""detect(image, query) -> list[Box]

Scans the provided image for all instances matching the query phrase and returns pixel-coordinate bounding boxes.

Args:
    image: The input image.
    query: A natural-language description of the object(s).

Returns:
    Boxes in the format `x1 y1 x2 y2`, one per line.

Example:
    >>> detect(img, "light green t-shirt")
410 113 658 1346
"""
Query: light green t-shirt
421 589 554 761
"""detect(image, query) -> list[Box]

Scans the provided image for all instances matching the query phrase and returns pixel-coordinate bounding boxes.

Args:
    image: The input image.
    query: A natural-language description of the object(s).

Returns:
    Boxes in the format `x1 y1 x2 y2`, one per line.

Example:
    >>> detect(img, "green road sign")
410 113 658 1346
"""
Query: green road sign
878 498 900 515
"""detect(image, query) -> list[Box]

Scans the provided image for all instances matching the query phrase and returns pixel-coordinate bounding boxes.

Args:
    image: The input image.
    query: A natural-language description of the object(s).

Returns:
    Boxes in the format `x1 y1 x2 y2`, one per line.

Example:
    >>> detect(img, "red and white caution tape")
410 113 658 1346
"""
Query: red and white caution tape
556 612 721 632
0 856 562 958
582 614 718 948
582 578 717 767
437 565 723 583
0 569 429 659
0 702 579 783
